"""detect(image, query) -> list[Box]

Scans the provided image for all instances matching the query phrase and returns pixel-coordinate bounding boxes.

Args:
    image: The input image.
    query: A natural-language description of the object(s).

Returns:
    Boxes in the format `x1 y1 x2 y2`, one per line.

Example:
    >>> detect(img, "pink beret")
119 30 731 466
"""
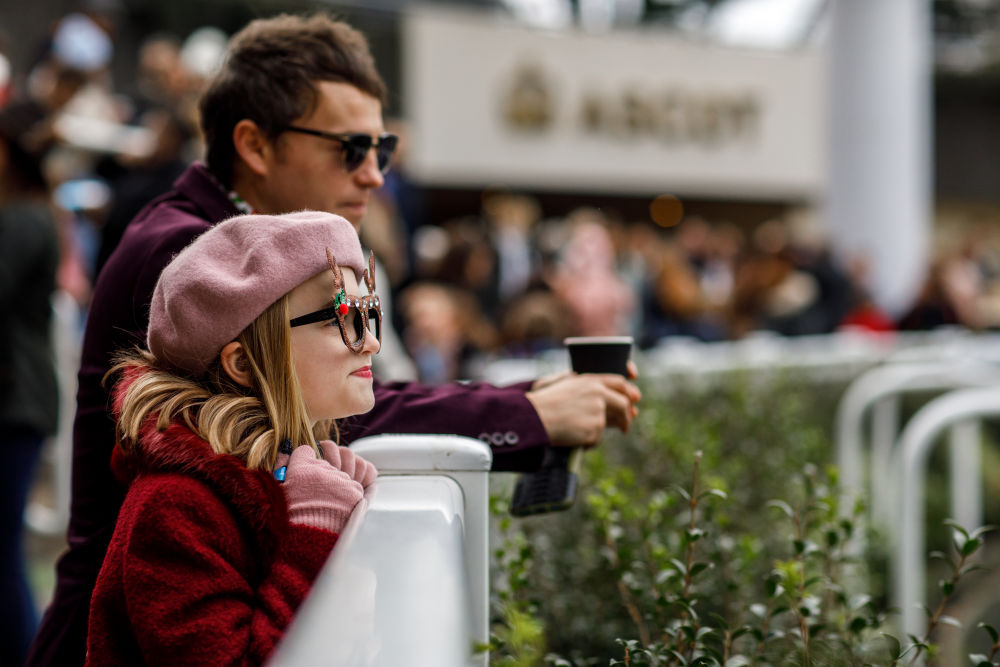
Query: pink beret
147 210 365 375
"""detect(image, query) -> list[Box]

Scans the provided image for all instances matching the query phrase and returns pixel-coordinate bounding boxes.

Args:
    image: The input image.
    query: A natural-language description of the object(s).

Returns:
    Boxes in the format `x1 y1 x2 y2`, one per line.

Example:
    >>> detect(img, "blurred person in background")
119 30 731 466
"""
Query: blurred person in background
644 236 723 342
898 248 982 331
483 190 540 307
499 288 570 357
29 13 641 666
93 105 193 276
398 281 498 383
358 193 419 381
726 217 852 339
839 255 896 334
551 208 636 337
0 102 61 667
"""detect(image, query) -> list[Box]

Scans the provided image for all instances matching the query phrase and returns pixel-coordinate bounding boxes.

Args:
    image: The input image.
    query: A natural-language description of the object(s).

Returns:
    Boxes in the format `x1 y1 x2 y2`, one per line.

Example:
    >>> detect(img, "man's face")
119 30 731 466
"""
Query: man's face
258 81 385 227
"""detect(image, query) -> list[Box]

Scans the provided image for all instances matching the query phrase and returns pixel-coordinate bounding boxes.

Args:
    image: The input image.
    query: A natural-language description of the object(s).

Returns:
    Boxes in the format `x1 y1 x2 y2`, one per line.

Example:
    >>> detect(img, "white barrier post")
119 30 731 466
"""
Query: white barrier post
270 434 492 667
894 387 1000 640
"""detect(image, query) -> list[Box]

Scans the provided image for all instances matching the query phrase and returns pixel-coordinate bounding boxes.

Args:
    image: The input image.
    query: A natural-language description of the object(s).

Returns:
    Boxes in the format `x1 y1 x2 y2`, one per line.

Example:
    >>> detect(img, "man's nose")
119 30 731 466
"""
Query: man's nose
355 149 384 189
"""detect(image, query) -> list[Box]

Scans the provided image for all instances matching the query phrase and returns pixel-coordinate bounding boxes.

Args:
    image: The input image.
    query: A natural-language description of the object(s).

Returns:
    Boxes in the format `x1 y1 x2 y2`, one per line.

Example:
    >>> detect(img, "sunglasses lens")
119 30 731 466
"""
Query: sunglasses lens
338 306 358 344
376 135 398 172
354 308 368 343
342 135 373 172
367 307 381 342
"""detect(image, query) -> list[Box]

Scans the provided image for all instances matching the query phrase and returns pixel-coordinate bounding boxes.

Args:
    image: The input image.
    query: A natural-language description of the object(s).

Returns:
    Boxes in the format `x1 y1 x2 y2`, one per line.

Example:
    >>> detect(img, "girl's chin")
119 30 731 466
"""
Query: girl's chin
319 394 375 422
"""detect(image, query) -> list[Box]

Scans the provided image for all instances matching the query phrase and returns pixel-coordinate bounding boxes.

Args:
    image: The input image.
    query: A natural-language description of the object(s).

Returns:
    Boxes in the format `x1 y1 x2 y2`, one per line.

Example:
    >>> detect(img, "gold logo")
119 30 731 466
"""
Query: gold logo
501 63 554 132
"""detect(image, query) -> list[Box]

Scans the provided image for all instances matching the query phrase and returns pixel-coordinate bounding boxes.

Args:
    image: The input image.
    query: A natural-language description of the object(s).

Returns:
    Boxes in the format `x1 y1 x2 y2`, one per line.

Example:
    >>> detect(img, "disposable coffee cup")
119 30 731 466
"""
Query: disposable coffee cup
564 336 633 377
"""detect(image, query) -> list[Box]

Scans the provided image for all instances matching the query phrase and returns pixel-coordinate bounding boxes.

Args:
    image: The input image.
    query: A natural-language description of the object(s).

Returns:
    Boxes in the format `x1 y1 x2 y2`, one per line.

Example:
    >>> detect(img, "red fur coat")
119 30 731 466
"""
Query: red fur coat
85 371 338 666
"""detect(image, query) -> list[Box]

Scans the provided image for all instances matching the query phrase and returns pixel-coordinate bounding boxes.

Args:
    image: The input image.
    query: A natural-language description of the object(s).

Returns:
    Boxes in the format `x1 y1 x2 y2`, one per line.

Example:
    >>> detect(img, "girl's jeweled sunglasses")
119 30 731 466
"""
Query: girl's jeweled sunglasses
289 250 381 354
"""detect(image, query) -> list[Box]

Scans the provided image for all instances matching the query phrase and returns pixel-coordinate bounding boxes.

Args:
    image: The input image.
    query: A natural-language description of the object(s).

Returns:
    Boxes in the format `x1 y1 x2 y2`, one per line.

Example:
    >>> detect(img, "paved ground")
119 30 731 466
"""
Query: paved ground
25 444 65 618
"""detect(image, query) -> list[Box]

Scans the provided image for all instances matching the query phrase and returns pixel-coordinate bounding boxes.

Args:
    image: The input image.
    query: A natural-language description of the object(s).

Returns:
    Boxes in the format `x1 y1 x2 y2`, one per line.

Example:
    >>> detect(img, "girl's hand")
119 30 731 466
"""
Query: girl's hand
280 445 363 533
318 440 378 489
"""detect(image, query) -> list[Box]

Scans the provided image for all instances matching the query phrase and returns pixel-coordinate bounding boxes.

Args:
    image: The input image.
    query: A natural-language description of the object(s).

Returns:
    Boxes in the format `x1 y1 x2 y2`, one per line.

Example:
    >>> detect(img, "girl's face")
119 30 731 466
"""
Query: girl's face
287 268 379 424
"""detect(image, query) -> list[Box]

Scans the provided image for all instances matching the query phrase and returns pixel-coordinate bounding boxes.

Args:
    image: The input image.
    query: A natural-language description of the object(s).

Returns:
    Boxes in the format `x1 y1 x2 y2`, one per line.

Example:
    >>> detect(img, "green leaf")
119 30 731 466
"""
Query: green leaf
978 622 1000 643
962 537 984 558
708 613 729 630
850 594 872 611
768 500 795 519
882 633 902 660
941 579 955 596
945 519 970 540
970 525 998 540
940 614 962 629
808 623 826 637
699 488 728 501
690 562 711 577
685 528 705 544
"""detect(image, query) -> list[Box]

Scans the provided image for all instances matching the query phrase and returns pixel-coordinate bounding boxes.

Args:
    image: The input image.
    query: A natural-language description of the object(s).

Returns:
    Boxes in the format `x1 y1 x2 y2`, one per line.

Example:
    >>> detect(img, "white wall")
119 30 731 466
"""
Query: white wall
403 9 825 200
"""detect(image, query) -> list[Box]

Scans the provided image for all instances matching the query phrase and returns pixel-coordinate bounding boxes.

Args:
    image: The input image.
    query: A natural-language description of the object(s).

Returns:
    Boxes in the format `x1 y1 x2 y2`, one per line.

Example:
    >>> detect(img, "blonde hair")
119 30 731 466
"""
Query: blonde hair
111 295 334 470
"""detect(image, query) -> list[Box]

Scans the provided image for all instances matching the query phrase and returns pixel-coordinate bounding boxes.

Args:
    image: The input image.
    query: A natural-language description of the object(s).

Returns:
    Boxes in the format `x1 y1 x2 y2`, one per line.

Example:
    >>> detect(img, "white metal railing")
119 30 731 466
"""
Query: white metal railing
892 386 1000 641
269 434 492 667
834 360 1000 531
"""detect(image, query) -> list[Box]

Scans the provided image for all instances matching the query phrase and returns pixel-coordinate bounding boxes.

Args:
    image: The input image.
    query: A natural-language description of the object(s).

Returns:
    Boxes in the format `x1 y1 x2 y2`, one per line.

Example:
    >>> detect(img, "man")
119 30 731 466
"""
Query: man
28 13 640 666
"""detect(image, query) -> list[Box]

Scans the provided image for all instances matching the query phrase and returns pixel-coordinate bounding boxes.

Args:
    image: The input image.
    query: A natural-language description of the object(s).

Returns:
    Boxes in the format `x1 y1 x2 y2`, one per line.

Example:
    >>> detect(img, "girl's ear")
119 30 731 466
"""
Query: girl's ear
219 341 252 387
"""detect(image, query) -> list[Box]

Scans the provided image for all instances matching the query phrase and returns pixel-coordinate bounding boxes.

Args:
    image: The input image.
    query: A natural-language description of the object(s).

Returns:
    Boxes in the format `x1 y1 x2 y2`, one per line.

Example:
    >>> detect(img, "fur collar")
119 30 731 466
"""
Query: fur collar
110 364 288 562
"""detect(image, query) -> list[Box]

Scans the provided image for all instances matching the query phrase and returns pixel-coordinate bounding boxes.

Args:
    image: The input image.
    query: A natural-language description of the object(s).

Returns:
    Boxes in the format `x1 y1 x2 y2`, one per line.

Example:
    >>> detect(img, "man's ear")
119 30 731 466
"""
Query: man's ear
219 341 252 387
232 119 272 178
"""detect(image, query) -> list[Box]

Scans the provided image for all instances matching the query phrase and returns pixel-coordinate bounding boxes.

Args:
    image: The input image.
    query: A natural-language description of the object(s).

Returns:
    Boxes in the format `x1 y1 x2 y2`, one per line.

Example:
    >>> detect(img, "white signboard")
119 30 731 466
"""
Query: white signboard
403 10 826 200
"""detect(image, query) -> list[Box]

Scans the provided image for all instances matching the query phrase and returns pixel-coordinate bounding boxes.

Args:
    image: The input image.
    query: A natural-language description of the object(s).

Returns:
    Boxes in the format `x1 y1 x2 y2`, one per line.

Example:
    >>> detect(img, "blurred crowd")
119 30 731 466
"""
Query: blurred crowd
371 188 1000 383
5 6 1000 388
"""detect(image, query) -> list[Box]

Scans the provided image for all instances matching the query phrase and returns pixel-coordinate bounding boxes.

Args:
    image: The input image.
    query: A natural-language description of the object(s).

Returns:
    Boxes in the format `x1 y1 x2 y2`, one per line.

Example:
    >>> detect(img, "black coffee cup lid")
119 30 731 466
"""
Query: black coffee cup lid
564 336 633 345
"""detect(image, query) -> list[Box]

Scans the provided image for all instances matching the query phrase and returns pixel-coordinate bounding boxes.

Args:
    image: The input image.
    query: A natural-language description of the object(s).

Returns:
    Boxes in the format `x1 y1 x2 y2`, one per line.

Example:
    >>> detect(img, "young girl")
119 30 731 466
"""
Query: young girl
85 210 381 665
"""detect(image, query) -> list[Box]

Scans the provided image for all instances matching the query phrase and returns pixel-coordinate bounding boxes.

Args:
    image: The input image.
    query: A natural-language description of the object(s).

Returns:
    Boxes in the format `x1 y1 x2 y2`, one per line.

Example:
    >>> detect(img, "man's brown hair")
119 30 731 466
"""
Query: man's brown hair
199 13 387 187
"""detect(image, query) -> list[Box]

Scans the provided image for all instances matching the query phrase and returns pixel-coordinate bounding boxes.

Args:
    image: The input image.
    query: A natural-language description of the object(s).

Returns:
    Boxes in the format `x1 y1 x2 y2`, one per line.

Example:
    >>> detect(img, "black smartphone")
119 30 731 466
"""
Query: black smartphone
509 447 580 516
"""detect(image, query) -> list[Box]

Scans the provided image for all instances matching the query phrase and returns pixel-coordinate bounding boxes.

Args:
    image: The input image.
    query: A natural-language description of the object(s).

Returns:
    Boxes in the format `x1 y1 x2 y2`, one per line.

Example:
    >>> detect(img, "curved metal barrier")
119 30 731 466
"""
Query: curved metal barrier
834 361 1000 531
892 386 1000 640
270 434 492 667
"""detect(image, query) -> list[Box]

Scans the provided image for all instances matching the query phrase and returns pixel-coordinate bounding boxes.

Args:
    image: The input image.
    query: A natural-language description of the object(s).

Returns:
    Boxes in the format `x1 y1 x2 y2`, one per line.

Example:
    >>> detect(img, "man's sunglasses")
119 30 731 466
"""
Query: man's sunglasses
280 125 399 174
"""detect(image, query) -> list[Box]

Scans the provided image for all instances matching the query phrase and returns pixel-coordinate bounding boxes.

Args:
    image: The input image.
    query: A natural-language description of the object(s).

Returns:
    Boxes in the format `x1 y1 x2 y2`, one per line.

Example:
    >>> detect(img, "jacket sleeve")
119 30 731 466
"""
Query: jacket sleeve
115 475 337 666
340 379 549 472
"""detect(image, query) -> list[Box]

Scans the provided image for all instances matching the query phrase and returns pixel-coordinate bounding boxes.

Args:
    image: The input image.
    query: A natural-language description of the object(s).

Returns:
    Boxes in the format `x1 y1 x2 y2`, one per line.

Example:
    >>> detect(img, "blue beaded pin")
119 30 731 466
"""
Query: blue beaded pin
273 438 293 482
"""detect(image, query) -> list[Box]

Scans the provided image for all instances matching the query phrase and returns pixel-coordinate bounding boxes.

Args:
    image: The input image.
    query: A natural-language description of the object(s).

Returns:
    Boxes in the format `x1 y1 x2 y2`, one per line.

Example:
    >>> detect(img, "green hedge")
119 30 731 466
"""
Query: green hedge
488 370 999 666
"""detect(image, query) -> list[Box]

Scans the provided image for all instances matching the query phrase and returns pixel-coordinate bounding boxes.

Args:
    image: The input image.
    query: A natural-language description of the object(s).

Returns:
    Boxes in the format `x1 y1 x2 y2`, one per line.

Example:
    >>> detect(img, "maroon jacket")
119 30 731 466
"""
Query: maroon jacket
29 164 550 666
86 366 337 666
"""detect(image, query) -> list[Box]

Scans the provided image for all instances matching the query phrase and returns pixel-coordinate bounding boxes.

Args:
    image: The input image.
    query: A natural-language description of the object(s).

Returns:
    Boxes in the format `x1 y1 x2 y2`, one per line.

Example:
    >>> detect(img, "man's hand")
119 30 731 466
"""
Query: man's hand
525 371 641 448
